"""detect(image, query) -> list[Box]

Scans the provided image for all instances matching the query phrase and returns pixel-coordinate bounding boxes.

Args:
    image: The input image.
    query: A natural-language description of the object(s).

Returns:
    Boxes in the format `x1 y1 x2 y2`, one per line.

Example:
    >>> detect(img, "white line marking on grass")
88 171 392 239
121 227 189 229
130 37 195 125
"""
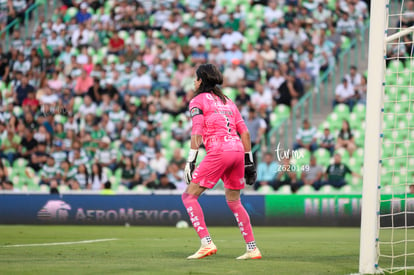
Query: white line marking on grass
1 238 119 248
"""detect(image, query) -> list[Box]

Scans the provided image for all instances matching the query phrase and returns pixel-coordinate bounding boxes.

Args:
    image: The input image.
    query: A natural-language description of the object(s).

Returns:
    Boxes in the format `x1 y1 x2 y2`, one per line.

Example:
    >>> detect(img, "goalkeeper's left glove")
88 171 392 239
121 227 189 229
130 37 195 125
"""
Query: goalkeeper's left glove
184 149 198 185
244 151 257 185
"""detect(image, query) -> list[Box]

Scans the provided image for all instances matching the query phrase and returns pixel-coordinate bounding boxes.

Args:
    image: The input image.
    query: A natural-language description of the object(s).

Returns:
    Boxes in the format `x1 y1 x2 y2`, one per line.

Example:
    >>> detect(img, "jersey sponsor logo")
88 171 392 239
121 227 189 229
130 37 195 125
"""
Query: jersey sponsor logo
190 107 203 117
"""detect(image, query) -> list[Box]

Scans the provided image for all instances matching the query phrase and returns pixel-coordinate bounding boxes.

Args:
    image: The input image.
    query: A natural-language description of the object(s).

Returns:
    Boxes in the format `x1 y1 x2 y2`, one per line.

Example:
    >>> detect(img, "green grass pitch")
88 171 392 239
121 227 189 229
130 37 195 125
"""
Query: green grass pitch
0 225 365 274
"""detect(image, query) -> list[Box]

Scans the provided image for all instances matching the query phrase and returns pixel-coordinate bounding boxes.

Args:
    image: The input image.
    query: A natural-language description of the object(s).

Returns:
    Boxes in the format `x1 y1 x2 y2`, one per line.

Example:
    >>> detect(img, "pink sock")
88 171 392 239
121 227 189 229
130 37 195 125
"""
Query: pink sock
227 199 255 243
182 193 210 239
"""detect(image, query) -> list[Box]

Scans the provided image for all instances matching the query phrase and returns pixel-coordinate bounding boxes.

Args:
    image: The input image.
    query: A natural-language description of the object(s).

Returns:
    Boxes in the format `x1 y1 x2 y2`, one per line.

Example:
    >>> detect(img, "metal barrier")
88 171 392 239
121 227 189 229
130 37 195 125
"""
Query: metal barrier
24 3 41 39
0 19 20 51
1 0 55 51
265 21 369 153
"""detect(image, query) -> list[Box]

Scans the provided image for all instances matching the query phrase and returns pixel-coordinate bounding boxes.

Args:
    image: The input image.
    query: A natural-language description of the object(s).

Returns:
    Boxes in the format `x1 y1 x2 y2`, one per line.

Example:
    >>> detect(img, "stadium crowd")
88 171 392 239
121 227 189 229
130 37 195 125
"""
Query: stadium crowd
0 0 371 193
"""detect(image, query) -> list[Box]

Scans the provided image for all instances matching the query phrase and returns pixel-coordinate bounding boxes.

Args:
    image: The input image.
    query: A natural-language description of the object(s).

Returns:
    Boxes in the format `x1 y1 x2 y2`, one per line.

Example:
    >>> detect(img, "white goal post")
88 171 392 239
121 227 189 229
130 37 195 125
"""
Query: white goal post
359 0 387 274
359 0 414 274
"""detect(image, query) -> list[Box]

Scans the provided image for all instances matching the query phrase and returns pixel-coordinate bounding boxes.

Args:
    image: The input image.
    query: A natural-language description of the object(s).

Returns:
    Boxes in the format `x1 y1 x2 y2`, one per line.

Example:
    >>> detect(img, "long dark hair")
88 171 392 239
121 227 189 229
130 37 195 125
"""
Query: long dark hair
92 163 103 181
340 119 352 136
78 164 89 186
194 63 227 104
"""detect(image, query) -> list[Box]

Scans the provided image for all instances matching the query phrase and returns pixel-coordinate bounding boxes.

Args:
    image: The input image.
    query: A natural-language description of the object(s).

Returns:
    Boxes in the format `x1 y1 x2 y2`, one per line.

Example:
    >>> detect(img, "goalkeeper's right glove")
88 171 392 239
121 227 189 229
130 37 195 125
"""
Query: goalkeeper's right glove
184 149 198 185
244 151 257 185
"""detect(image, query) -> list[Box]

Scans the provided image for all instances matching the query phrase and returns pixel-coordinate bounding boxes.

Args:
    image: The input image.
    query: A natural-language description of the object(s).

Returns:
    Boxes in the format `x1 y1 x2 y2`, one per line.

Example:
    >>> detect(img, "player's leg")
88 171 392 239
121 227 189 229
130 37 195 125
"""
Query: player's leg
182 153 224 259
222 151 261 260
225 188 261 260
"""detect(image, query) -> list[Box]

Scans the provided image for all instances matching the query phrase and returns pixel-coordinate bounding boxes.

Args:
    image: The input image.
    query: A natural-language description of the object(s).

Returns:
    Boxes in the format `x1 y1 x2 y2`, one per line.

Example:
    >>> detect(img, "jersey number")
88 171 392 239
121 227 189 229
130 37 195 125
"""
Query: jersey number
224 115 231 133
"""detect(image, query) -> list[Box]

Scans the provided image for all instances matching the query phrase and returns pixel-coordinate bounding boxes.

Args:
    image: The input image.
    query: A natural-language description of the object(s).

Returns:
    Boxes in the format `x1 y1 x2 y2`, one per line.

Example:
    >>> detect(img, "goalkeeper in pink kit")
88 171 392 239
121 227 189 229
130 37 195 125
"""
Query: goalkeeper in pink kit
182 64 261 260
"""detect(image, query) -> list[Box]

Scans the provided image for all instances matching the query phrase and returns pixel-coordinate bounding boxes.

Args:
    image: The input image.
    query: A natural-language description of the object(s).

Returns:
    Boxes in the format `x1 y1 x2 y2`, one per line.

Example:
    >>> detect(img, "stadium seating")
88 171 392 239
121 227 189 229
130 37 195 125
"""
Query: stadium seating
0 0 370 193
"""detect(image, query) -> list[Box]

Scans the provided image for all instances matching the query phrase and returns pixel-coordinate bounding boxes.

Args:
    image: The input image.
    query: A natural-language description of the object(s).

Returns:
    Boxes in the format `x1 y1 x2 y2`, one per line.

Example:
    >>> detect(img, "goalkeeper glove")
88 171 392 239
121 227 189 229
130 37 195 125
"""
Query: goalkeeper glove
184 149 198 185
244 151 257 185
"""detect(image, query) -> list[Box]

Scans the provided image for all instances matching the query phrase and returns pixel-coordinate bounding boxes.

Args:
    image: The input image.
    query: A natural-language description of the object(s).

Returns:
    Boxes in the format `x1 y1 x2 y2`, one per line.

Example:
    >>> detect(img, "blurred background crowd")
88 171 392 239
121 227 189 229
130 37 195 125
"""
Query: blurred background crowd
0 0 378 193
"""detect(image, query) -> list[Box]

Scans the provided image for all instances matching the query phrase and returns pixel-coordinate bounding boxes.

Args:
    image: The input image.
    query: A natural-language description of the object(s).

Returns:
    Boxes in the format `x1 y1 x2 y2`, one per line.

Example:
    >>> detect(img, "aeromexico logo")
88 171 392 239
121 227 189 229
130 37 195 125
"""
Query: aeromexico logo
36 200 182 223
37 200 71 221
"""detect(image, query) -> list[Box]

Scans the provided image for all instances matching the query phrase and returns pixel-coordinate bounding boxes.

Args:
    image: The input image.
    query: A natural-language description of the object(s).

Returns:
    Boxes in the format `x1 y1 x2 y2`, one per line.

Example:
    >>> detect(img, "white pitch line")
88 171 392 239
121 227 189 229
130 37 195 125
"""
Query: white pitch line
1 238 119 248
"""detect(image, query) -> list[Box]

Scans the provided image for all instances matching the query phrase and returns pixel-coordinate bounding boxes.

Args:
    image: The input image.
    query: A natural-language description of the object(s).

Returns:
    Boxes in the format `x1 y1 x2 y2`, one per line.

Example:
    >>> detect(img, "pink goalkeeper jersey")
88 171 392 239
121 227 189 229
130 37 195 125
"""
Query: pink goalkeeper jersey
189 93 248 152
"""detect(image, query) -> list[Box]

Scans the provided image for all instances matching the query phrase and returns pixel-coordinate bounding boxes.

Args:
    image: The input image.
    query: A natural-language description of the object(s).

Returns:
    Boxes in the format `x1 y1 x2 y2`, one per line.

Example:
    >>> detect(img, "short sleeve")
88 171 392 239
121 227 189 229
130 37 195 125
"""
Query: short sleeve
345 165 352 174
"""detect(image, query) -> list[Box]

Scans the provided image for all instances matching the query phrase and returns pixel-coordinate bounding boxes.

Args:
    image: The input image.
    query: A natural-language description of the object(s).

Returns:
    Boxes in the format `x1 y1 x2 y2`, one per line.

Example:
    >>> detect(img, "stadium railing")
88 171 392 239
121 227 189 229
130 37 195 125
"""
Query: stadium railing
0 0 55 51
0 19 20 51
266 21 370 151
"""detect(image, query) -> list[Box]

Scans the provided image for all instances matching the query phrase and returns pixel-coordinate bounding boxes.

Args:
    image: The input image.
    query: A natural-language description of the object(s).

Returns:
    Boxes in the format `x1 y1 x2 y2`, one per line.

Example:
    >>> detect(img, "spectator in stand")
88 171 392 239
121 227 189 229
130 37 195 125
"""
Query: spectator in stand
0 127 21 165
0 53 10 83
29 142 48 172
295 60 313 90
264 1 284 26
59 160 76 187
22 91 40 113
13 53 31 75
327 23 342 59
94 136 117 171
317 153 360 189
74 69 93 96
220 26 244 51
0 0 359 193
355 75 367 105
223 59 245 88
172 120 188 145
77 95 97 119
254 152 279 191
268 68 285 98
128 65 152 97
191 44 208 65
188 29 206 49
400 0 414 26
0 161 9 186
300 155 324 190
259 41 277 67
336 119 357 157
121 157 136 189
39 156 59 186
72 164 90 190
2 180 17 192
273 155 302 193
293 119 318 152
90 163 107 191
336 12 357 38
132 155 157 189
245 108 267 162
149 150 168 177
155 173 176 190
87 77 104 103
319 127 335 156
312 3 332 30
251 83 273 111
333 78 355 110
166 162 185 190
170 148 186 170
108 32 125 56
51 140 67 165
276 71 304 107
345 65 363 94
14 75 34 105
76 2 92 24
18 128 38 160
244 60 261 88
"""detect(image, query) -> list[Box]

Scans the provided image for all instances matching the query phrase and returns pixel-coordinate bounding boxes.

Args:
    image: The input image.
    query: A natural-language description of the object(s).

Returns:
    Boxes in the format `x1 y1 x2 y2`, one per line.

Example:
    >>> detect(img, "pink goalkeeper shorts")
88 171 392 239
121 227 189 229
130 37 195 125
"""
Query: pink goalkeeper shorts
191 150 245 190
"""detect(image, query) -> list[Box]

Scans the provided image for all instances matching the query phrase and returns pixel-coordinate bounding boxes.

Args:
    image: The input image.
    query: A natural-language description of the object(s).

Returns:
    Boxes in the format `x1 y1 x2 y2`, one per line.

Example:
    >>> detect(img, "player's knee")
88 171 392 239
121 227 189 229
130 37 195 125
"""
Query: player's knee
181 192 189 202
182 192 198 203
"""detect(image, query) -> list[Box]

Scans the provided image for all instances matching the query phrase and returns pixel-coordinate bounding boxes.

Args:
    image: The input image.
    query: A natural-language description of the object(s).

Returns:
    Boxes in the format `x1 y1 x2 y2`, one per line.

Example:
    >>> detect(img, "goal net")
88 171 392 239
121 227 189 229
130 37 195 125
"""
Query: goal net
360 0 414 274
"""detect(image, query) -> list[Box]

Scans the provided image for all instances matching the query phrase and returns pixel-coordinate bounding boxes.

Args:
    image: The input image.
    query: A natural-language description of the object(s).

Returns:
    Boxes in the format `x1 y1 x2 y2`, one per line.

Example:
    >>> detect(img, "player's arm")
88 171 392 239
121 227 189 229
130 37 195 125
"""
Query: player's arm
184 106 204 184
235 109 257 185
